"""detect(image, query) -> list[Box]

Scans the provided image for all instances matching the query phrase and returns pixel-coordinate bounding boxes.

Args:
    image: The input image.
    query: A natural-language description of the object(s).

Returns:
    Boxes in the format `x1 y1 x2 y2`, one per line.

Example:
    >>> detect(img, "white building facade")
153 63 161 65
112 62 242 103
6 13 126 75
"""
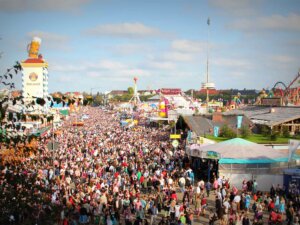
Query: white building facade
21 57 48 101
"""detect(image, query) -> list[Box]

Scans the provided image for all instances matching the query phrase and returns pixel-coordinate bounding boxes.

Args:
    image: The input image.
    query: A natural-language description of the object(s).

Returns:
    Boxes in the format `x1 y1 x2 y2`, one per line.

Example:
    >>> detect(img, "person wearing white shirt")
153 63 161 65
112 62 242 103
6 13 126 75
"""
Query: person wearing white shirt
233 194 241 212
221 187 227 200
216 189 222 201
198 180 205 189
175 204 181 219
195 185 201 203
179 176 186 193
168 177 173 187
223 198 230 214
144 170 149 178
217 177 223 188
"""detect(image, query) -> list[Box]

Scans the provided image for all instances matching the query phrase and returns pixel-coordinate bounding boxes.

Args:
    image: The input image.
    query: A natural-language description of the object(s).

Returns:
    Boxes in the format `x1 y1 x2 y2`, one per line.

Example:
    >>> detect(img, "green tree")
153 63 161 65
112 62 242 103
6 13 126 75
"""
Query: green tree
270 131 279 141
240 125 251 138
282 126 290 138
127 87 134 94
220 124 237 138
93 95 103 106
261 126 270 137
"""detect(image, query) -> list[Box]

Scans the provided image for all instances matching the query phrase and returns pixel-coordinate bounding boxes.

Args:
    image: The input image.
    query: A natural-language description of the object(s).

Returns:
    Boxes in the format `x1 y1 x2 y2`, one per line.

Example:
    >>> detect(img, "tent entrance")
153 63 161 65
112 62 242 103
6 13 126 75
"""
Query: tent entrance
191 157 219 182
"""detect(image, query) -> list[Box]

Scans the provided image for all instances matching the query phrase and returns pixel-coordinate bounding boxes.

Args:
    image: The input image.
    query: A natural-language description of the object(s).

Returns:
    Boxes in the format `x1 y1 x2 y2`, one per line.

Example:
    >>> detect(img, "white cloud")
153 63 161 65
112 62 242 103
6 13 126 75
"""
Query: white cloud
213 58 252 69
27 31 69 43
171 40 207 53
230 13 300 32
122 69 152 77
51 59 152 81
227 71 246 77
271 55 297 64
0 0 90 12
162 51 195 62
50 63 85 72
27 31 70 50
86 68 151 80
113 44 152 55
92 60 127 70
57 76 73 82
85 22 170 38
144 61 177 70
210 0 261 16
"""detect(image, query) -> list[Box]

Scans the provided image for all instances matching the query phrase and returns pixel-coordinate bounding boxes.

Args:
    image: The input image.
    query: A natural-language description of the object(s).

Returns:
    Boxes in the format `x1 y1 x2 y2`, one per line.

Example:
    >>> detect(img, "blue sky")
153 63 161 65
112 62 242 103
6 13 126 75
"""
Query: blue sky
0 0 299 93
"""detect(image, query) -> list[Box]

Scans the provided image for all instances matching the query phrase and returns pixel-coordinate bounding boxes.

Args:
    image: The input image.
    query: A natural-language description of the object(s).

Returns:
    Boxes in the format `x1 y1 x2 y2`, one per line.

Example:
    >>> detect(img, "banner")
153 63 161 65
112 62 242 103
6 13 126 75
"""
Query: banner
288 139 300 161
213 126 219 137
187 130 192 142
237 115 243 129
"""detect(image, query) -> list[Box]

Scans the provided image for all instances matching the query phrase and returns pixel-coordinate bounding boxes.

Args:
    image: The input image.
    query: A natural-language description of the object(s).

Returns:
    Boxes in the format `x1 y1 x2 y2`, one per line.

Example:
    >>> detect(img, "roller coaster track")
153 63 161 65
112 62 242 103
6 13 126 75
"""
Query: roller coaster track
273 71 300 97
273 81 287 91
286 71 300 92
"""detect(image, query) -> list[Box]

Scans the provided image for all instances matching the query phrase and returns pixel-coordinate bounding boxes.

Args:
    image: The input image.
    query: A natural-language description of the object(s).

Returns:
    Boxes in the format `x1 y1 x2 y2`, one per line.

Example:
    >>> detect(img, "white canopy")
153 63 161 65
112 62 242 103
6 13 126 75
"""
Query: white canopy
193 138 288 164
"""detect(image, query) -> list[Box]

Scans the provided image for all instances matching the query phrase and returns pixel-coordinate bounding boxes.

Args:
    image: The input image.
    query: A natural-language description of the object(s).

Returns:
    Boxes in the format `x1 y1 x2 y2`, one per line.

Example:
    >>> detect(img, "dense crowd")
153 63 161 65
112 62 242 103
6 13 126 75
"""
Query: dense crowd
0 106 300 225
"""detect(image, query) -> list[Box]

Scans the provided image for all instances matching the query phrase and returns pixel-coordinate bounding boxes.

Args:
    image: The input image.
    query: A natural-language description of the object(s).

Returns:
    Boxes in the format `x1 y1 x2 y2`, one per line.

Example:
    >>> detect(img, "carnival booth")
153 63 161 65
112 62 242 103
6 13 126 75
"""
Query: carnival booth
188 138 289 191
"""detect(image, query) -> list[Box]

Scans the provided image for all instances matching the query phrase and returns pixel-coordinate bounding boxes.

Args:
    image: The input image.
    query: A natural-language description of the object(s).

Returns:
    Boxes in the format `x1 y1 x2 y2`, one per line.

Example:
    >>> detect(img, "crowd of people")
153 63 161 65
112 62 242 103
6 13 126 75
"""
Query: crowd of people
210 177 300 225
0 106 300 225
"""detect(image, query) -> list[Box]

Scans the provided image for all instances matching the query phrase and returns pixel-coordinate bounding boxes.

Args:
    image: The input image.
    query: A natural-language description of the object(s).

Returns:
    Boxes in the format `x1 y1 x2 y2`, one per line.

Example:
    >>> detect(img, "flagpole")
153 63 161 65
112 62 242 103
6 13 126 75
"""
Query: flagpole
206 17 210 104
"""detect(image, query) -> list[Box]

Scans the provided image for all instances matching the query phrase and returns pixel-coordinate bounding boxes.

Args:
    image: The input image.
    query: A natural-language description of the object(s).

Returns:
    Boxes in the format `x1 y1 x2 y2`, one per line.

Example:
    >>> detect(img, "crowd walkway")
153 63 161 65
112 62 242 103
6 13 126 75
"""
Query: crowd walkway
0 106 299 225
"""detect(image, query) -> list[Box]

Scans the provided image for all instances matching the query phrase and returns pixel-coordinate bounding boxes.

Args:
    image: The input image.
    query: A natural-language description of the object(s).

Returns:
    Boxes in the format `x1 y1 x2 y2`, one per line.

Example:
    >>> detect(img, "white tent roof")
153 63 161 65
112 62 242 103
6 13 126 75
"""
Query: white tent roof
196 138 288 163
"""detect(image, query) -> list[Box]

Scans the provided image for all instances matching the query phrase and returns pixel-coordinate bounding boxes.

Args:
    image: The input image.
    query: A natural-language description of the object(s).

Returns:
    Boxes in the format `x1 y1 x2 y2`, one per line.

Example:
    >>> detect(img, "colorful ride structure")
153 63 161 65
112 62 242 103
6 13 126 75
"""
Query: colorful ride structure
158 98 168 118
272 71 300 105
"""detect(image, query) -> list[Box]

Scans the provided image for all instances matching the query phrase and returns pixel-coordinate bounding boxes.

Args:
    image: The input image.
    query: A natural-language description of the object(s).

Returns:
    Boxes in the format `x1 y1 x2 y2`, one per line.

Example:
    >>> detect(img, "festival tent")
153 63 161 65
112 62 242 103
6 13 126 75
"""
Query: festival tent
191 138 290 191
196 138 288 164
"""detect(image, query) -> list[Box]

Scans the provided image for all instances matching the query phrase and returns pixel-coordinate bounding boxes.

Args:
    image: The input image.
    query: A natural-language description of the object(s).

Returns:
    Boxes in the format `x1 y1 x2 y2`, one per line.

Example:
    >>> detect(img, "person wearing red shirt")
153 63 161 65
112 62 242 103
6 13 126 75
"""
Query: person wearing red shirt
268 200 275 212
171 190 178 201
201 196 207 215
114 171 119 178
140 175 144 184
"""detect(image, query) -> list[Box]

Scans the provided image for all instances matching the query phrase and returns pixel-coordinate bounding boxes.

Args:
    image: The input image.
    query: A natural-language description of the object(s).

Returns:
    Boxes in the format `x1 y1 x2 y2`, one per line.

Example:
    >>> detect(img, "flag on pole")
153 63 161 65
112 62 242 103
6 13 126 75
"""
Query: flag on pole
207 17 210 26
237 115 243 129
288 139 300 161
187 130 192 142
213 126 219 137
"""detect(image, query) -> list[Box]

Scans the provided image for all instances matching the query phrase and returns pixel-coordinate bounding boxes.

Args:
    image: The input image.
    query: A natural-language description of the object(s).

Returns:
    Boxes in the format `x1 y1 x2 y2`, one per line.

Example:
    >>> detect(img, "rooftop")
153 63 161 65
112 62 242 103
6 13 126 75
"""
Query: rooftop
223 105 300 126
